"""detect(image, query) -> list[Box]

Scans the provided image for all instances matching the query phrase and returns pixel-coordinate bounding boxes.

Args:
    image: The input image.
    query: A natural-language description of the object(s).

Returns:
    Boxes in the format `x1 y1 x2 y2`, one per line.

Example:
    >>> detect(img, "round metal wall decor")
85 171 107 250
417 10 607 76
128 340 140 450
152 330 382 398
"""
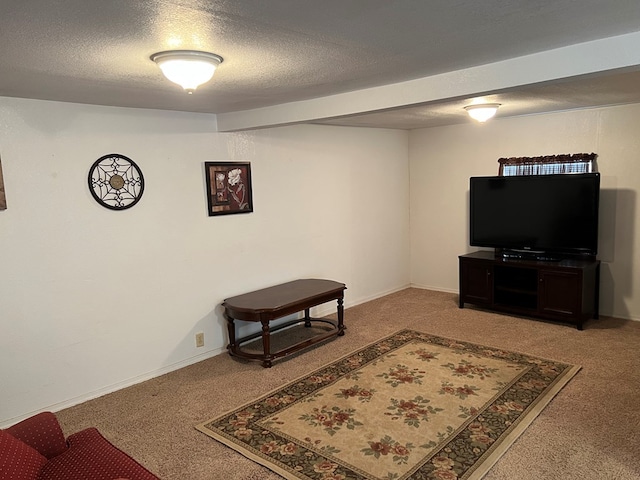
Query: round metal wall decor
88 154 145 210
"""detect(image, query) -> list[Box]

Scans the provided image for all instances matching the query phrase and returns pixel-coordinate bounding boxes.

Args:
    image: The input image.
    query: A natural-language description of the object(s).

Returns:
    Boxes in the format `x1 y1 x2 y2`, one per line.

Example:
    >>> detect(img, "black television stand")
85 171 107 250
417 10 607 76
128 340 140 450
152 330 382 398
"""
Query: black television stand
459 251 600 330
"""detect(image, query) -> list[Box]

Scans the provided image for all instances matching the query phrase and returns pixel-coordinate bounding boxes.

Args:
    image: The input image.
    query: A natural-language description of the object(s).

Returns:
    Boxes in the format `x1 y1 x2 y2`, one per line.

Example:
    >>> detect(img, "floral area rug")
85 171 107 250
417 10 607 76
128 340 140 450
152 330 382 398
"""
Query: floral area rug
196 330 580 480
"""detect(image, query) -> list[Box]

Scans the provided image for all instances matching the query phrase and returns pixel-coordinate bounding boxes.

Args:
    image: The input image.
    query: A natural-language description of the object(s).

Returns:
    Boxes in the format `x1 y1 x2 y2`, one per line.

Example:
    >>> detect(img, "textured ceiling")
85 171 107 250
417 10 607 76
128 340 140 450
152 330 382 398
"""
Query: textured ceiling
1 0 640 130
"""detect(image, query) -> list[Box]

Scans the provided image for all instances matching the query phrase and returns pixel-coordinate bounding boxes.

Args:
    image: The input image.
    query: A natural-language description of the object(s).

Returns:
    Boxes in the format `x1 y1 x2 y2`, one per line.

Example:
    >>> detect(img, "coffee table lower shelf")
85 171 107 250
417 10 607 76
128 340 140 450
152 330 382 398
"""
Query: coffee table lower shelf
229 318 341 367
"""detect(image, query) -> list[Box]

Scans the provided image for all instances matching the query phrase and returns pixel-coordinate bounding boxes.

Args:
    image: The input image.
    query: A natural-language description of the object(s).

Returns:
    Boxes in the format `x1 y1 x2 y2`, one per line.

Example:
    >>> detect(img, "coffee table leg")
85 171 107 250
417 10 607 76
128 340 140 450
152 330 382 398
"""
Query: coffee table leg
337 297 345 336
304 308 311 327
224 312 237 353
261 319 273 368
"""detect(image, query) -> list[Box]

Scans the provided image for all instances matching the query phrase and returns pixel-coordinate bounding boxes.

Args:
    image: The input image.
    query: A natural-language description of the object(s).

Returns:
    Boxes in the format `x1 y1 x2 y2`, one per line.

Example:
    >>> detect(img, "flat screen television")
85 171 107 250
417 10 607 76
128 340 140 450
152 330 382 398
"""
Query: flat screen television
470 173 600 259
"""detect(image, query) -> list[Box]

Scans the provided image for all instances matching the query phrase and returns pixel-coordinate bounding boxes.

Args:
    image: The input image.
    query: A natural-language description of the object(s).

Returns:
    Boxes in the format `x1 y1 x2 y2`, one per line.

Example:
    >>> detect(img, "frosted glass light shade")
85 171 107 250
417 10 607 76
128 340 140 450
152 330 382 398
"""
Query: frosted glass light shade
464 103 501 122
151 50 223 93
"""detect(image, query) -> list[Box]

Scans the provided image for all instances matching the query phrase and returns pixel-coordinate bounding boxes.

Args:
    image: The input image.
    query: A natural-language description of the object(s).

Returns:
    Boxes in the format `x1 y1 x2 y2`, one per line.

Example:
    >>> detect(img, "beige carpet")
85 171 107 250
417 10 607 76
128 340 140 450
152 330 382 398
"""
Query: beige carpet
197 330 579 479
55 288 640 479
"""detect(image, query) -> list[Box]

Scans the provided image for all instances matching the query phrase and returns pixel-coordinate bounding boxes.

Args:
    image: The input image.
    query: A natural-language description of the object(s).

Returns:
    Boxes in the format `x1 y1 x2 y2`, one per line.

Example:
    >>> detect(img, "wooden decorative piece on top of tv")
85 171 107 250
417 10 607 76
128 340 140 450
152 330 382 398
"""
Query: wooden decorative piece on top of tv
205 162 253 216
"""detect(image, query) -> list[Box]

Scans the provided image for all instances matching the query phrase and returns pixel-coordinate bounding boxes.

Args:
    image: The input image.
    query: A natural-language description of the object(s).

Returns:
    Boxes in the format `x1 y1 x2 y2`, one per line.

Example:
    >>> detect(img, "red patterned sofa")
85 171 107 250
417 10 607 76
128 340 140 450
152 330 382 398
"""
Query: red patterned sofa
0 411 159 479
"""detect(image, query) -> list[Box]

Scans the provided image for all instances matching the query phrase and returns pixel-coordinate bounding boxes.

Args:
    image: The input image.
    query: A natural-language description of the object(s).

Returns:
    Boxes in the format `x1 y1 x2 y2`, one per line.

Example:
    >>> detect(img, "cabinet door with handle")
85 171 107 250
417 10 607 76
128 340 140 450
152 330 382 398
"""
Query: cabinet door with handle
460 259 493 306
538 270 581 318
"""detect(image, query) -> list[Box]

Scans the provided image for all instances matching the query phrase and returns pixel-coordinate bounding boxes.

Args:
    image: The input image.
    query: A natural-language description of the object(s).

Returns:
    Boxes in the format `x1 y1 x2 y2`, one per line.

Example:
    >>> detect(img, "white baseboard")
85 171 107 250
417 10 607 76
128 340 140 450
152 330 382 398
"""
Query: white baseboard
410 283 458 294
350 283 412 306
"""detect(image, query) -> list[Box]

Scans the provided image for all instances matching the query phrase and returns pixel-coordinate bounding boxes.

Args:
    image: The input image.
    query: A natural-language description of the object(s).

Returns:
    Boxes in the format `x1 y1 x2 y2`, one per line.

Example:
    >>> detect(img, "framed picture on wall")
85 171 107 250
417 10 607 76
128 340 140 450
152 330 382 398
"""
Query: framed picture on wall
204 162 253 216
0 157 6 210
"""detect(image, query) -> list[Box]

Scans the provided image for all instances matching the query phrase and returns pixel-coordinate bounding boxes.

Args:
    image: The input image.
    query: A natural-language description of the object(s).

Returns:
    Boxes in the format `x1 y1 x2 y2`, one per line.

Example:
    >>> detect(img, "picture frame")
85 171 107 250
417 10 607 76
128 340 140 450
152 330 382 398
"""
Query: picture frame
204 162 253 216
0 157 6 210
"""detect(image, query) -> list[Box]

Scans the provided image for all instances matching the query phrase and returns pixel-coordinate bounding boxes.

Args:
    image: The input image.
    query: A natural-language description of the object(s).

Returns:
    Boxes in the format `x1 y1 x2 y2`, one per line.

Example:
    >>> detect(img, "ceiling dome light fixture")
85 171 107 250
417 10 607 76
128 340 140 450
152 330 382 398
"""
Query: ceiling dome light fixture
464 103 501 122
151 50 223 93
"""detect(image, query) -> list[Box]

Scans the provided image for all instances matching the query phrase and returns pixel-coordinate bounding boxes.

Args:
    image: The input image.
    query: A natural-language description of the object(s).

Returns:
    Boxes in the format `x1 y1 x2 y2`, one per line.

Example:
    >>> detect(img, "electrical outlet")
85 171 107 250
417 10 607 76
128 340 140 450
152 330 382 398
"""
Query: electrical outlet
195 332 204 348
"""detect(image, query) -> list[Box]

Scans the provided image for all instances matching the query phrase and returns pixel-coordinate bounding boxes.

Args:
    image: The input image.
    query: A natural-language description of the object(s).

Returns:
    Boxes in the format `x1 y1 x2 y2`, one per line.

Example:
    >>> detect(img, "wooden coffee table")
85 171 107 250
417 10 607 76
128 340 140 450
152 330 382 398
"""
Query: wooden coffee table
222 279 346 367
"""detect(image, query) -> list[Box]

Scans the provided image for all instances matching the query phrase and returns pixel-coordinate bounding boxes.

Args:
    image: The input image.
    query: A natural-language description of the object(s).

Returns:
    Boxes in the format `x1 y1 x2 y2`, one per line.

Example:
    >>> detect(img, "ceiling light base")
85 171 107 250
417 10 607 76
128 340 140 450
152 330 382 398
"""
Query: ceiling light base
151 50 223 93
464 103 501 122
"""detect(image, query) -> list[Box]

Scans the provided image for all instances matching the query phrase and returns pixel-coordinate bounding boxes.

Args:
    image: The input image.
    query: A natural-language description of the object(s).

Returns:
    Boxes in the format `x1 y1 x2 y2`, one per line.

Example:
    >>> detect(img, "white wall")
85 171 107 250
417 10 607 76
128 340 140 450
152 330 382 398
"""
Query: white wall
409 103 640 321
5 96 638 426
0 97 410 425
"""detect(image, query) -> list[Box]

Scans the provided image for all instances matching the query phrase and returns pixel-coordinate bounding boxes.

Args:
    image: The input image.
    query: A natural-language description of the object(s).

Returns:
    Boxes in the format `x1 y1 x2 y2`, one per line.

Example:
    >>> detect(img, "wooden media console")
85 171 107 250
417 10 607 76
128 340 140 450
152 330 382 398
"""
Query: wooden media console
459 251 600 330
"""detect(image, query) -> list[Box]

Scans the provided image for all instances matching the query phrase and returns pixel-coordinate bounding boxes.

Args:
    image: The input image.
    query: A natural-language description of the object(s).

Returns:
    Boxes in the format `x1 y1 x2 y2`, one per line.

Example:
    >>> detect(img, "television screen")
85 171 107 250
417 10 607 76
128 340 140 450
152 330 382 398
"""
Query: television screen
470 173 600 257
